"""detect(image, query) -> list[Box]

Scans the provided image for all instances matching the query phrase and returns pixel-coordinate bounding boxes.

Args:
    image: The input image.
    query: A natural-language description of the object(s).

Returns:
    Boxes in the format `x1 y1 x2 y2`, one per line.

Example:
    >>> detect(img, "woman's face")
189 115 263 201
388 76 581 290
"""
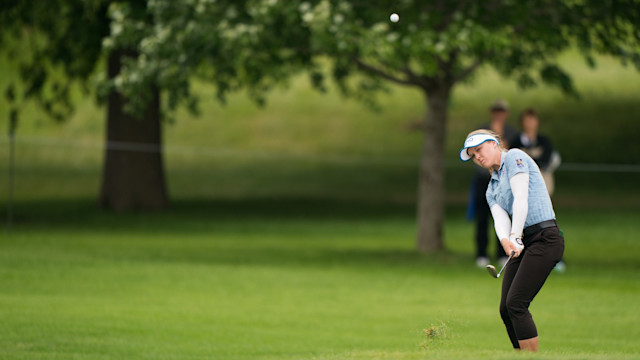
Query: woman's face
468 141 500 169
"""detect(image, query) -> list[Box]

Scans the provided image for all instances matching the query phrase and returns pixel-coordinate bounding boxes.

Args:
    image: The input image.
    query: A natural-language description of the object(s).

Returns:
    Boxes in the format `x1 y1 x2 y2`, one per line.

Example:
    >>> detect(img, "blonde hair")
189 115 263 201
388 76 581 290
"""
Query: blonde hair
465 129 507 151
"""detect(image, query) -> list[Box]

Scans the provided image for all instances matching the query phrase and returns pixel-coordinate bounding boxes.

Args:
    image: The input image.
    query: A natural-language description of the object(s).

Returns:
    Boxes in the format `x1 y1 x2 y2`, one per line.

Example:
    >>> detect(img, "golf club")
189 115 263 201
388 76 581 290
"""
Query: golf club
486 251 515 278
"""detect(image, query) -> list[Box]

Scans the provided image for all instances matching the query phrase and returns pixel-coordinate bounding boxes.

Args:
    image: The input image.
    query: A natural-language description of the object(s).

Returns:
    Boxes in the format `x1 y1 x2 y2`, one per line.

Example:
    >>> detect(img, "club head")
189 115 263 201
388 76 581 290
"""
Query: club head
486 265 499 278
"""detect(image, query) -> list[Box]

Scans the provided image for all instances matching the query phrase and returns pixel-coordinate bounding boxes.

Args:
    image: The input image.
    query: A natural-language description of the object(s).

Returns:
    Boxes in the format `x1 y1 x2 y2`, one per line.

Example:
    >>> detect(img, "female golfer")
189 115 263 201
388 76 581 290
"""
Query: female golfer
459 129 564 351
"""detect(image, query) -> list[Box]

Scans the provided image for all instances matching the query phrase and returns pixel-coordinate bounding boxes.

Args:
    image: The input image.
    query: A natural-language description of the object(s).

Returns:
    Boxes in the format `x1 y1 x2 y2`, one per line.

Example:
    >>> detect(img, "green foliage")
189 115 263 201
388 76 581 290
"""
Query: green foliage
281 0 640 100
90 0 640 121
101 0 316 117
0 0 110 120
2 0 639 120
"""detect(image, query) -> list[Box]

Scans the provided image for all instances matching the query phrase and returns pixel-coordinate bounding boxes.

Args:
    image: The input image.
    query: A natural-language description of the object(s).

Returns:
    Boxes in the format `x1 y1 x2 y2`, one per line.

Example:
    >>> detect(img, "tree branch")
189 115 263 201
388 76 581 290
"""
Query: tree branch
353 58 419 87
454 58 484 84
402 63 429 85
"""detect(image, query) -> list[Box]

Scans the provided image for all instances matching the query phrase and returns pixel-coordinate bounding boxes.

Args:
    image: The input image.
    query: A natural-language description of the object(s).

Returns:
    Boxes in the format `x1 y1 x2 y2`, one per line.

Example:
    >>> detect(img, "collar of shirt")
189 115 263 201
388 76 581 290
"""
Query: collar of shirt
491 151 507 181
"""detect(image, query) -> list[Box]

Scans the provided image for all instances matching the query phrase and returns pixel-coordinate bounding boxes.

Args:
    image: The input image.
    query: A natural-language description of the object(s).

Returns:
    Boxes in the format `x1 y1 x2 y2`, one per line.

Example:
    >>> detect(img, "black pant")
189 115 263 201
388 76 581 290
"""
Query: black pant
474 174 507 259
499 225 565 348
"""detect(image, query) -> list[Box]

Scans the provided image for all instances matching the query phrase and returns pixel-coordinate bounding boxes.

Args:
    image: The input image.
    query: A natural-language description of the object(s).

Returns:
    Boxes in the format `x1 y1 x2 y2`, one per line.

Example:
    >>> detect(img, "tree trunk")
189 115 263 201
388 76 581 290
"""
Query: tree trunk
416 86 451 252
99 50 169 211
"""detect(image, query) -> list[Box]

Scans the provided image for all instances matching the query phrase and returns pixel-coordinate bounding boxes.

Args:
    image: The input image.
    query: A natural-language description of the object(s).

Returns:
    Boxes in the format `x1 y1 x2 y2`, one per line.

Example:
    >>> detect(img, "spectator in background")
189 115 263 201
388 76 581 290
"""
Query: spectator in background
469 99 518 268
510 108 565 272
510 108 561 196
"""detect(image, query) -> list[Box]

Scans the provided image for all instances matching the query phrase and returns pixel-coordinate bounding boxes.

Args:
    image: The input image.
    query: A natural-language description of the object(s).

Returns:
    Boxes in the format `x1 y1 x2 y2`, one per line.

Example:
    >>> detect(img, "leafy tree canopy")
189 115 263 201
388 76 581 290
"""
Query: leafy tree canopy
99 0 640 115
3 0 639 118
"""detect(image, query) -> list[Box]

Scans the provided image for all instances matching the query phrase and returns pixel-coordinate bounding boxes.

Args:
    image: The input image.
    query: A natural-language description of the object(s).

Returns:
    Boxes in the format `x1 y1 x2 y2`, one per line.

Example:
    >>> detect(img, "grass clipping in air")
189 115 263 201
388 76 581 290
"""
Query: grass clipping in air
421 321 449 349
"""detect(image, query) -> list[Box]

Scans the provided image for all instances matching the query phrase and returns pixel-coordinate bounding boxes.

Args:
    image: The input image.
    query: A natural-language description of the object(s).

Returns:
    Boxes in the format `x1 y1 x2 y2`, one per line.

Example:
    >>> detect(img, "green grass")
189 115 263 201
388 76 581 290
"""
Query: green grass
1 201 639 359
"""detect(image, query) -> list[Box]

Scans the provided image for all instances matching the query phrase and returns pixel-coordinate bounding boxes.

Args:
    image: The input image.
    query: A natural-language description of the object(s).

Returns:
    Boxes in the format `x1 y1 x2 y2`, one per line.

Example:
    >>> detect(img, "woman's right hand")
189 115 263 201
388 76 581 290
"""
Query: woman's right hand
501 238 524 257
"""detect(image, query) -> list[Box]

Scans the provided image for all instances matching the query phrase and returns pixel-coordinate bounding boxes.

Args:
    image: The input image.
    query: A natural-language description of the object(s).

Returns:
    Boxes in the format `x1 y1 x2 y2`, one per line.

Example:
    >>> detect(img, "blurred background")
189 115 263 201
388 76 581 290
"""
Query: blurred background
2 50 638 210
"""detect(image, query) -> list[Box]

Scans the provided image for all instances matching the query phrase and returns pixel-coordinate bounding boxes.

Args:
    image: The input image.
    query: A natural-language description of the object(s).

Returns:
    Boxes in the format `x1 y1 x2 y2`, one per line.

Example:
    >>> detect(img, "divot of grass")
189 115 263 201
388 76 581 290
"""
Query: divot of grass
420 321 449 350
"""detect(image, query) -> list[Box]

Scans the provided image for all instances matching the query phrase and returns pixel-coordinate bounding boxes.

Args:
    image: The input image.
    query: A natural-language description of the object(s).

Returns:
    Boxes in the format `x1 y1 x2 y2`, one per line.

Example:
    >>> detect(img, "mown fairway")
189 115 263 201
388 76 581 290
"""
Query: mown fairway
1 200 639 360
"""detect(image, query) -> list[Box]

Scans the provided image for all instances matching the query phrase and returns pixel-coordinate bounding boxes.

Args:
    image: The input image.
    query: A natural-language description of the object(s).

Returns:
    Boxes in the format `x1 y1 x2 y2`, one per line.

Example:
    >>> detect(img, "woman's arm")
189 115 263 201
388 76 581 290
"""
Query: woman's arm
490 204 511 242
491 201 525 257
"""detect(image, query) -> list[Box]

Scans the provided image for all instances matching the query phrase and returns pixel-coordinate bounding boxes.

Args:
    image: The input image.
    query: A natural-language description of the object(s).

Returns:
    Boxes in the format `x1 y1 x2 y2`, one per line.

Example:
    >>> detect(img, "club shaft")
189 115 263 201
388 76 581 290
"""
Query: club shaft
497 251 515 277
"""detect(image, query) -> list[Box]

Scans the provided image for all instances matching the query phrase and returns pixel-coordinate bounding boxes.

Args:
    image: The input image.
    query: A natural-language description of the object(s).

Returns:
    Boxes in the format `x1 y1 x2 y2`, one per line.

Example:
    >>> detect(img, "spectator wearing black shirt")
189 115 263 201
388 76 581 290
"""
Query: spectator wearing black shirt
510 108 561 196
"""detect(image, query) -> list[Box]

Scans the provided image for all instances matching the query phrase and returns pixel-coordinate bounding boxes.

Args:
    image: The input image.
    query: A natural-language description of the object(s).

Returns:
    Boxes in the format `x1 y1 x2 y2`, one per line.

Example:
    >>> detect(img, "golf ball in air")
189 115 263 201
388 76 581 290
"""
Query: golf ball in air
390 13 399 23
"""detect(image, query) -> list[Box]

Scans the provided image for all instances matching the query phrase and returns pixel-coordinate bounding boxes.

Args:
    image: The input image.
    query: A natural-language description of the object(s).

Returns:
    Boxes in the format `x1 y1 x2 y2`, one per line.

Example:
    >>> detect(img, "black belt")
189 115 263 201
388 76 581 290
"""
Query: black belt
523 219 557 237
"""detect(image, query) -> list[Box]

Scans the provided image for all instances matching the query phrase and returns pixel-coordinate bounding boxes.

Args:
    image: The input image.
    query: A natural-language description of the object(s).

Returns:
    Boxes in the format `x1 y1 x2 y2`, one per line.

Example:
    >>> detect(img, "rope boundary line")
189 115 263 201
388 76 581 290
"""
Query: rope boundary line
2 135 640 173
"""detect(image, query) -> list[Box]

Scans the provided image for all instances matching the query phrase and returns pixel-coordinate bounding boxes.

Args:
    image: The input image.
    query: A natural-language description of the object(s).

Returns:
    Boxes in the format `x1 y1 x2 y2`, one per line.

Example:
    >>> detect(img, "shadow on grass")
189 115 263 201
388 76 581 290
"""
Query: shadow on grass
3 196 418 227
2 197 639 272
1 197 478 271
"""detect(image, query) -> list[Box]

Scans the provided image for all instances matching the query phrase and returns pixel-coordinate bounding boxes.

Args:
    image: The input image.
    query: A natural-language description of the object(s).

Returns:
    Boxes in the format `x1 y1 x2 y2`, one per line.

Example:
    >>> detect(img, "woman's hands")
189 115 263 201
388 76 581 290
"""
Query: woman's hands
501 236 524 257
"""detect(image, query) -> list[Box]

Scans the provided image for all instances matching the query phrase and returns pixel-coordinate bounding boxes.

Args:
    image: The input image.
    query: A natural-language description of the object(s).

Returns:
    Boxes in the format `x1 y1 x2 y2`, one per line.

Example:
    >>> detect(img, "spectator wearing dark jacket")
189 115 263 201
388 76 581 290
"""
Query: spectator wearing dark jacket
510 108 561 195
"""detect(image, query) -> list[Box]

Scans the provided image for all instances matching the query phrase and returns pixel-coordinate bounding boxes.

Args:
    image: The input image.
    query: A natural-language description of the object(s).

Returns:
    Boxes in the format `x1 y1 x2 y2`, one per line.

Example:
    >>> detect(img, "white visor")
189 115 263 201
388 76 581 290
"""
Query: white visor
459 134 499 161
